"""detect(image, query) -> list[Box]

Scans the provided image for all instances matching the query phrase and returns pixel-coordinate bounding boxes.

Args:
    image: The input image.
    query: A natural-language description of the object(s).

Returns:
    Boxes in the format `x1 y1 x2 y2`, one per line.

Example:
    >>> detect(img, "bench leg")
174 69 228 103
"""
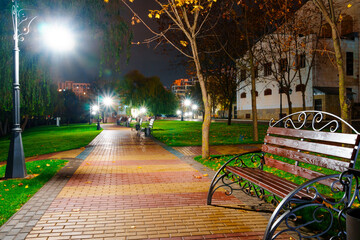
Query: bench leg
263 173 355 240
207 150 262 205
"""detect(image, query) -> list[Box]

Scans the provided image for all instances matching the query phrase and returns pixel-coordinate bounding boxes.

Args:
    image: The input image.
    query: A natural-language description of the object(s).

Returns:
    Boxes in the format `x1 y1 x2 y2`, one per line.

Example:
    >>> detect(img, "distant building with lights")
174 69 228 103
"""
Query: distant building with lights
171 77 198 97
58 81 91 96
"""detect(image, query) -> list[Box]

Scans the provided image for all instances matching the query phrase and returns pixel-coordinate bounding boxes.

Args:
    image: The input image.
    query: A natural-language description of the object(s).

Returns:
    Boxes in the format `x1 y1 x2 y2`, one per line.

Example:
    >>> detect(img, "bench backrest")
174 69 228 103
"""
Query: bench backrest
262 111 360 186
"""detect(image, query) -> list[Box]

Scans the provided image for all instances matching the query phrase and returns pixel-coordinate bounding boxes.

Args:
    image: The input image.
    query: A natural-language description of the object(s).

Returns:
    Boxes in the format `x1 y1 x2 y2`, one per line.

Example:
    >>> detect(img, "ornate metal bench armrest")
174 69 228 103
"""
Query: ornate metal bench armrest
207 149 263 205
263 172 358 240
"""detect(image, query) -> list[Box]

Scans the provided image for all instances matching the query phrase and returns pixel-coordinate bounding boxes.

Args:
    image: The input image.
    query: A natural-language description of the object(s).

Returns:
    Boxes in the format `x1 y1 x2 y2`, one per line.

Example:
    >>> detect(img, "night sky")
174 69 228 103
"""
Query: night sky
55 0 188 88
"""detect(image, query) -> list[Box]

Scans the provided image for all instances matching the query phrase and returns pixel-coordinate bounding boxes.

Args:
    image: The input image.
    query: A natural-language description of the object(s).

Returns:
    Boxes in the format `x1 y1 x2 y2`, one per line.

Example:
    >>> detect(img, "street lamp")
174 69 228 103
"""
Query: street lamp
191 104 198 119
181 98 191 121
5 1 74 178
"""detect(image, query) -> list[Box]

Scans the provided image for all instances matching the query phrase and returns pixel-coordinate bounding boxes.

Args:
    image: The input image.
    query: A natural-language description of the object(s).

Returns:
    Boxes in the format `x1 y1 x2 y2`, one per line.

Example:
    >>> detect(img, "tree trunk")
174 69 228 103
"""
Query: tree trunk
227 99 232 126
249 54 259 142
331 24 350 132
286 93 293 114
190 39 211 158
301 90 306 110
21 115 29 131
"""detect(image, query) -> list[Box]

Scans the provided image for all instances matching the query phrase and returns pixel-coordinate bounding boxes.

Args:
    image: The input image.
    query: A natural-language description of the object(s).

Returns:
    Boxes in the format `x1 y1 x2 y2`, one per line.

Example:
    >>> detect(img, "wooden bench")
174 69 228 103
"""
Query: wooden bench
207 111 360 239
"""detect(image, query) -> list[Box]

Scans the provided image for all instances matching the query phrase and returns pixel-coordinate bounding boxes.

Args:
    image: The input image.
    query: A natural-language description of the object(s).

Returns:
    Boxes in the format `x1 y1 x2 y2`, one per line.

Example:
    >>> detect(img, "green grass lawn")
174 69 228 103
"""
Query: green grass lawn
152 120 269 146
0 124 101 162
0 159 68 226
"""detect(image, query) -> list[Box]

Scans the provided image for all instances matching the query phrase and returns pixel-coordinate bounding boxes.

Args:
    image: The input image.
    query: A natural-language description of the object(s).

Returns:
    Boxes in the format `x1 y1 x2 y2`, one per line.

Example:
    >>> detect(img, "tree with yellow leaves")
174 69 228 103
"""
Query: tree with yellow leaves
311 0 359 132
116 0 220 158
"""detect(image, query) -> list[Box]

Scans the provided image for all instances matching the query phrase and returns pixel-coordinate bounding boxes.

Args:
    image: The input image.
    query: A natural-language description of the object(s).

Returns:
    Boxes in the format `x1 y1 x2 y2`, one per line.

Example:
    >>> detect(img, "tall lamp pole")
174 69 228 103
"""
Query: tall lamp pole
6 0 36 178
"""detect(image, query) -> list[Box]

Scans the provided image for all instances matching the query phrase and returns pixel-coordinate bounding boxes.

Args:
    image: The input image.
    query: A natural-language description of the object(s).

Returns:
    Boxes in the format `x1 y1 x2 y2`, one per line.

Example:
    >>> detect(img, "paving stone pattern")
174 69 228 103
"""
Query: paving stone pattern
1 126 275 240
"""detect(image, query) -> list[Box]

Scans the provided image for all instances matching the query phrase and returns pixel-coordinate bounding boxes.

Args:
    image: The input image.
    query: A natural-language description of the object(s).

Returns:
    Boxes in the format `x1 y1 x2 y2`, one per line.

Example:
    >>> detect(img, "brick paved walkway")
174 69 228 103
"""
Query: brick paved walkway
1 126 272 240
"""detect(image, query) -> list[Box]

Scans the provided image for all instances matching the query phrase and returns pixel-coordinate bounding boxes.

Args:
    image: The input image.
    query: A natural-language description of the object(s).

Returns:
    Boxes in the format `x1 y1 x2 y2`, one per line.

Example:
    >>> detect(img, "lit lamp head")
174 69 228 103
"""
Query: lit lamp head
140 107 147 114
103 97 114 106
184 99 191 107
176 110 182 115
92 105 99 112
192 104 198 110
40 23 75 52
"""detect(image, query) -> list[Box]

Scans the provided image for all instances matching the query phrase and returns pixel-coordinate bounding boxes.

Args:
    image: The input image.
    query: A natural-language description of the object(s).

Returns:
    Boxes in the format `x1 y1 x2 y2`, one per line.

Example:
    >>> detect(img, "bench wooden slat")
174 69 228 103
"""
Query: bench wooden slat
226 166 314 199
267 127 358 145
262 144 350 172
264 136 354 159
263 157 341 188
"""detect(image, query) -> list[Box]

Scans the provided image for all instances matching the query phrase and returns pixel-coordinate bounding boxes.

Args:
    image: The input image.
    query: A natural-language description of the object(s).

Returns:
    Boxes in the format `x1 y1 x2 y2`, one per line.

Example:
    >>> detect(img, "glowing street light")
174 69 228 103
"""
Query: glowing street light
176 110 182 115
103 96 114 107
40 23 75 52
184 99 191 107
140 107 147 114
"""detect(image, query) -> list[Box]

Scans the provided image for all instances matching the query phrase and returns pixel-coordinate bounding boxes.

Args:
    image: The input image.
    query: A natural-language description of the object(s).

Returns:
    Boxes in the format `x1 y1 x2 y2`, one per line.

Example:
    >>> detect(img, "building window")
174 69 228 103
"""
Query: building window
240 92 246 98
296 84 306 92
314 99 322 111
264 88 272 96
296 54 306 69
240 70 246 81
346 52 354 76
279 58 288 73
264 62 272 76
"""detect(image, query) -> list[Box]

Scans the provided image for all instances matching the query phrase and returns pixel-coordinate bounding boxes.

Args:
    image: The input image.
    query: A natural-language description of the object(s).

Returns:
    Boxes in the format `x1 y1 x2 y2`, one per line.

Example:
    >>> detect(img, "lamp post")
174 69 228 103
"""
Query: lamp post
5 0 37 178
192 104 198 119
6 0 26 178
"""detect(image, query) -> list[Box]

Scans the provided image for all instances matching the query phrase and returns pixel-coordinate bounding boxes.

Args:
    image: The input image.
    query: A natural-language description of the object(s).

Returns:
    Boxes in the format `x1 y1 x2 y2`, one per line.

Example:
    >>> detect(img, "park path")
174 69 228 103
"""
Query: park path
1 125 272 240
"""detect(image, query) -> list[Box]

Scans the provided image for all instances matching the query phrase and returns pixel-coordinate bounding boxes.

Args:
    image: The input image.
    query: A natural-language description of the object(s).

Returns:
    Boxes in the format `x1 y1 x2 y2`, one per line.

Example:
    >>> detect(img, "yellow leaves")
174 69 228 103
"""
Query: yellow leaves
137 166 142 169
85 181 92 184
104 0 109 3
347 4 352 8
46 164 50 167
322 200 333 209
180 40 188 47
25 185 29 189
129 0 134 2
193 5 204 11
18 183 23 186
131 16 140 25
4 189 9 192
130 226 136 229
203 174 208 177
148 10 161 19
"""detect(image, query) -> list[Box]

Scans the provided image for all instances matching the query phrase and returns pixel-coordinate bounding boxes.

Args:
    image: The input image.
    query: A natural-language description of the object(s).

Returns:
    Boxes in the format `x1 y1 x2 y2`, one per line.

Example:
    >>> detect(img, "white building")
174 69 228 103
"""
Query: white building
236 1 360 120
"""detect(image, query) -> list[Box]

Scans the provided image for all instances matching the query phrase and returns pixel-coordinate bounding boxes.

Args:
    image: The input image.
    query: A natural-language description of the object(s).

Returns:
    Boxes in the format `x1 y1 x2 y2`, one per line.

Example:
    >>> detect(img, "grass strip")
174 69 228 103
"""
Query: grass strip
0 159 68 226
0 124 101 162
152 120 268 146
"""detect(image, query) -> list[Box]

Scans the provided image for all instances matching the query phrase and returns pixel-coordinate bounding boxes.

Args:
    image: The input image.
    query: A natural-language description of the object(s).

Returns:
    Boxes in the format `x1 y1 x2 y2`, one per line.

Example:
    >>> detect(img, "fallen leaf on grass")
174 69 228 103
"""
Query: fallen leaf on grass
46 164 50 167
18 183 23 186
203 174 208 177
25 185 29 189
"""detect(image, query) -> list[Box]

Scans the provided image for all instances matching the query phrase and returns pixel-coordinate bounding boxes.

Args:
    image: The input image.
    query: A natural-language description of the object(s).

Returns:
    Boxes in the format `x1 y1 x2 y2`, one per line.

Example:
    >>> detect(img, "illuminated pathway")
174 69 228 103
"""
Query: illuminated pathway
3 125 274 240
